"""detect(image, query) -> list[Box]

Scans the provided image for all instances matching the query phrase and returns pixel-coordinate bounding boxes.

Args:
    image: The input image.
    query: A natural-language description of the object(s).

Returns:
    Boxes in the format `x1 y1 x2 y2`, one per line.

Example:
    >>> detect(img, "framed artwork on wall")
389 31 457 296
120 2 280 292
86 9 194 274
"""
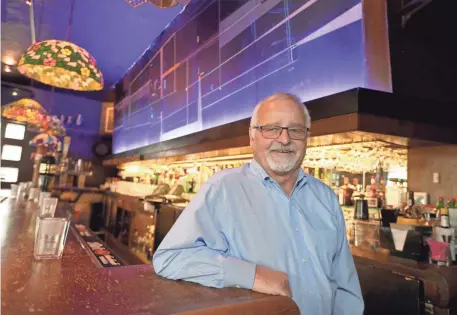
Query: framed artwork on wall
413 192 429 205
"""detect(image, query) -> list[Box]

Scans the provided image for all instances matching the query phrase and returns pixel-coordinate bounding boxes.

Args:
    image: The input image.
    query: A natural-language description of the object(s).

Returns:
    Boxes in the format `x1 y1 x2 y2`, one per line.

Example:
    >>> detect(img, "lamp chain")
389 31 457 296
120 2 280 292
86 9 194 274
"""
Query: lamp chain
65 0 76 41
28 0 36 43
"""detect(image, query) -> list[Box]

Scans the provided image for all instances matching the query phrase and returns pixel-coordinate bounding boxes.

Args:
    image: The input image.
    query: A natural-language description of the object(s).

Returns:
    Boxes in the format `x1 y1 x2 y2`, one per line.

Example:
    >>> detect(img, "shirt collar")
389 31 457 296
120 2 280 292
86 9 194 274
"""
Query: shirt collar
249 159 308 188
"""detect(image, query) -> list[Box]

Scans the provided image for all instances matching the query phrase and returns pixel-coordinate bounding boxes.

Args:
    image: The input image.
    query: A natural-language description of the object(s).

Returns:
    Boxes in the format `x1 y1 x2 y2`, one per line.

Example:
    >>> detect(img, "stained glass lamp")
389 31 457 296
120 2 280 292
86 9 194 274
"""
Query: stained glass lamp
17 40 103 91
149 0 180 8
1 98 48 131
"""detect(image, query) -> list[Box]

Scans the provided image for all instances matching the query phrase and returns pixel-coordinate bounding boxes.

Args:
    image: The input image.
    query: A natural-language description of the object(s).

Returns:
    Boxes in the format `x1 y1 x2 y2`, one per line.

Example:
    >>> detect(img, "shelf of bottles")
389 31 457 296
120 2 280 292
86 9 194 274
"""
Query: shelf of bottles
110 140 407 204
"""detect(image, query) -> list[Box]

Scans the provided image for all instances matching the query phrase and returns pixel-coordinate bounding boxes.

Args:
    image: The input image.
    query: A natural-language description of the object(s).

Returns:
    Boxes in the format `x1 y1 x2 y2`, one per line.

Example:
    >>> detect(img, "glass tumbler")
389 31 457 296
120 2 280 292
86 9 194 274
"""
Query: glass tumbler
28 188 40 203
40 197 58 217
17 182 27 201
38 192 52 209
10 184 18 198
34 215 70 260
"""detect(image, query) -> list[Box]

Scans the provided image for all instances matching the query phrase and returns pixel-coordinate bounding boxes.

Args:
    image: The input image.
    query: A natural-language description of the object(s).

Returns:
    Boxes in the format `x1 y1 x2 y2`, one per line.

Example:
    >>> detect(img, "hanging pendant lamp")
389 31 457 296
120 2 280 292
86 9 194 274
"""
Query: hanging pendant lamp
18 40 103 91
18 0 104 91
1 98 47 131
149 0 180 8
126 0 189 8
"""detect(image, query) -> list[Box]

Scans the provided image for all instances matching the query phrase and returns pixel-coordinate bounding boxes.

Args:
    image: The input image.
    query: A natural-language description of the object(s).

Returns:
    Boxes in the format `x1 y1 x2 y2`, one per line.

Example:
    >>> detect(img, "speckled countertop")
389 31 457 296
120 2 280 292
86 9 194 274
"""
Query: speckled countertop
1 199 299 315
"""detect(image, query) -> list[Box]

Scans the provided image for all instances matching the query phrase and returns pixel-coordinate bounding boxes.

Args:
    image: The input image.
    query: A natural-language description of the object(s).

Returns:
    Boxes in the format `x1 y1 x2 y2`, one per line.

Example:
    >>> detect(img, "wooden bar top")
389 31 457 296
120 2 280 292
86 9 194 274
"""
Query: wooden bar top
0 198 299 315
2 264 298 315
0 199 98 269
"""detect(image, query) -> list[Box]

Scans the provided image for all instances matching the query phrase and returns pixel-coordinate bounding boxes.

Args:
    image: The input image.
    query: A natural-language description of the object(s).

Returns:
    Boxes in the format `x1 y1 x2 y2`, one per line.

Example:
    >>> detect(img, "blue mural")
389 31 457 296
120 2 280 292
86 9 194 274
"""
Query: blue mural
114 0 365 154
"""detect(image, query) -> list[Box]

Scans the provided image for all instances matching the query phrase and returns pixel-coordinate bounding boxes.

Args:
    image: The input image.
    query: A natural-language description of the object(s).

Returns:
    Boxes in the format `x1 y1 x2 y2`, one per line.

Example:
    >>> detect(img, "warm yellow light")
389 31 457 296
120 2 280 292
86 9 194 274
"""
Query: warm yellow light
1 98 48 132
149 0 180 8
2 55 16 66
18 40 104 91
4 65 11 72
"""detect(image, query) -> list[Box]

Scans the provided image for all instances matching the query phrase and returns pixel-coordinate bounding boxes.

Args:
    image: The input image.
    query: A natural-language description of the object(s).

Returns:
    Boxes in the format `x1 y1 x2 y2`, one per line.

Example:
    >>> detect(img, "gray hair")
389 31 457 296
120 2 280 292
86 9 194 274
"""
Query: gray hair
250 92 311 128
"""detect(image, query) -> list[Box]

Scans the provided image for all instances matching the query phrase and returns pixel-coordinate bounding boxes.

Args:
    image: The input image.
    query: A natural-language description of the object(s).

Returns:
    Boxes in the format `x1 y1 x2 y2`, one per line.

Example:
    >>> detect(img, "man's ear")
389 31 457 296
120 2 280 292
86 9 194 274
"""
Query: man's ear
249 128 255 146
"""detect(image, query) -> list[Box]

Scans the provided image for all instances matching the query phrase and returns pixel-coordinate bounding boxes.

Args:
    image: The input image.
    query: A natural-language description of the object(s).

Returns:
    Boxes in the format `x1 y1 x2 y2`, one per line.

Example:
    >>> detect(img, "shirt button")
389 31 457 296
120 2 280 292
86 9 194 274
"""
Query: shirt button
309 290 313 294
295 228 299 232
302 258 307 263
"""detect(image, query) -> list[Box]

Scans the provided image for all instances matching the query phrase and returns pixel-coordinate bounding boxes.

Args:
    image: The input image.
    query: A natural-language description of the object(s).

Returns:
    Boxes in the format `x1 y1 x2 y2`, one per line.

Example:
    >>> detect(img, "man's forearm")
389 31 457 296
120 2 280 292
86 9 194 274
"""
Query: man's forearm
153 247 256 289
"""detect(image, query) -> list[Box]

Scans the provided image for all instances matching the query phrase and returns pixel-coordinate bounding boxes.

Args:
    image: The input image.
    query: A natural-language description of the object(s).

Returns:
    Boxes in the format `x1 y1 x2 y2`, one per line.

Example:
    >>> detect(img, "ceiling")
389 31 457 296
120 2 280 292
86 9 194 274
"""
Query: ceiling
1 0 184 92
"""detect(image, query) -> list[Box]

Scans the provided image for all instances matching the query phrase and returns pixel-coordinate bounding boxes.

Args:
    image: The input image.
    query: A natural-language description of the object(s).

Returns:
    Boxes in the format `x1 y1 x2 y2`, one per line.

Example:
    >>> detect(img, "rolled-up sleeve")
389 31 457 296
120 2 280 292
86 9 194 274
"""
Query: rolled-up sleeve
152 182 256 289
331 195 364 315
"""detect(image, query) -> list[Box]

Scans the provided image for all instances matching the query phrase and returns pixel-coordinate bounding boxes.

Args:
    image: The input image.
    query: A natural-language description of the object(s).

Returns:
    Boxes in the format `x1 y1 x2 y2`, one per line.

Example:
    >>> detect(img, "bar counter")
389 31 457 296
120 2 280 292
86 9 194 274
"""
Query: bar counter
46 188 457 314
0 199 299 315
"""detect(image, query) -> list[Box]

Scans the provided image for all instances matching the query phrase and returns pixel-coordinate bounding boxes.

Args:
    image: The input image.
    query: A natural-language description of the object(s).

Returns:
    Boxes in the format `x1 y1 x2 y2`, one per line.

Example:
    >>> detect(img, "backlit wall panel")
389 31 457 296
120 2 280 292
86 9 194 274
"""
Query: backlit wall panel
114 0 368 154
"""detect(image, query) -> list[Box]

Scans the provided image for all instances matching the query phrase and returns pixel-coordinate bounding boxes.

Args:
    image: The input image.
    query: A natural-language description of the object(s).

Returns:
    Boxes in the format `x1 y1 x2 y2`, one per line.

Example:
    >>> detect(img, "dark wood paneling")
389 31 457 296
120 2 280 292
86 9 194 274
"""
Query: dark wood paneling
357 114 457 145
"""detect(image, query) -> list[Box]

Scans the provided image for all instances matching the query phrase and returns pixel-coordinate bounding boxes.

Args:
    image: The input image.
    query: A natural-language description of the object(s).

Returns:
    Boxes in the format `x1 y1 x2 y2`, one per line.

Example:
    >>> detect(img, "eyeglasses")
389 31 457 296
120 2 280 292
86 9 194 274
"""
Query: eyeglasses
252 125 309 140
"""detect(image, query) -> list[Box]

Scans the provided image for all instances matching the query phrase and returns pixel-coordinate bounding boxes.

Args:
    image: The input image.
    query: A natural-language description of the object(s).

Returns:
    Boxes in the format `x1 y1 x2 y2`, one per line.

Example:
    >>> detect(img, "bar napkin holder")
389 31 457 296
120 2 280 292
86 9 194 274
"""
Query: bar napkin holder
387 223 431 261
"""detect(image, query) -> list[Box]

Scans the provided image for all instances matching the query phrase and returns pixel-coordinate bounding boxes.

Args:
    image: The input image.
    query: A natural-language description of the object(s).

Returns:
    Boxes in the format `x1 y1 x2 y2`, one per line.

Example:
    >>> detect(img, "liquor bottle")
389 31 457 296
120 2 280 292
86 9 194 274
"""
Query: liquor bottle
376 162 384 191
437 197 449 227
341 177 353 206
407 191 415 207
370 176 376 196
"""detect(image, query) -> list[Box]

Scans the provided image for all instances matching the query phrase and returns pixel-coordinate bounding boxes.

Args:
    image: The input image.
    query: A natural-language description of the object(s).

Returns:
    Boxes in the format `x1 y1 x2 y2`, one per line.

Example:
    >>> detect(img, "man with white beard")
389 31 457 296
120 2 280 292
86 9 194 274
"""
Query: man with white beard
153 93 364 315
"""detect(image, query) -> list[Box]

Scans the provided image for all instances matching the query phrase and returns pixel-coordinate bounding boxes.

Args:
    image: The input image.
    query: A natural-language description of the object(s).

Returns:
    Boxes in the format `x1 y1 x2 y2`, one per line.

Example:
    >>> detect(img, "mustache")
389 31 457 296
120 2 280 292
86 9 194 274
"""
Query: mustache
268 144 296 152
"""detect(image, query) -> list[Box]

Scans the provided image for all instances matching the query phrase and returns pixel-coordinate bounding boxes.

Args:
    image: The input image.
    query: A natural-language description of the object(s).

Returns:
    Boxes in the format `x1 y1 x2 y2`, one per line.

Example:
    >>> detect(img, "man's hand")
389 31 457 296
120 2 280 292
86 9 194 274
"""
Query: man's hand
252 265 292 297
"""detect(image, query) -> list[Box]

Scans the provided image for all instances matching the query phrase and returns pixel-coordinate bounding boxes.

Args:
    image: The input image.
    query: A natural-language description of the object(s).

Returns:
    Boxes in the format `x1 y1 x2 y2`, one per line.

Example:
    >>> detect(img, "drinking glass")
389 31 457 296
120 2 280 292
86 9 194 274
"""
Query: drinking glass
34 215 70 260
40 197 58 217
28 188 40 203
24 182 33 198
10 184 18 198
38 192 52 209
17 182 27 201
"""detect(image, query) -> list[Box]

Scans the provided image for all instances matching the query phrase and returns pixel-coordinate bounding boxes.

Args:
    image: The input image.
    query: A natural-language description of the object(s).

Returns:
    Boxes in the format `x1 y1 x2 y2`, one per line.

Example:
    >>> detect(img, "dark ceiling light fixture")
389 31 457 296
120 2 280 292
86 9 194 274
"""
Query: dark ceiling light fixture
125 0 149 7
148 0 180 8
126 0 190 8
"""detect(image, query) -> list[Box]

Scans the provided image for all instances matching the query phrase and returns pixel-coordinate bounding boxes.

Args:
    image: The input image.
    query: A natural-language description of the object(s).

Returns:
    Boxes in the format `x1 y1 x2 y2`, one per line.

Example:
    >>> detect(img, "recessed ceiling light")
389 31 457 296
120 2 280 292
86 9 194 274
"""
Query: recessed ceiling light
12 91 18 96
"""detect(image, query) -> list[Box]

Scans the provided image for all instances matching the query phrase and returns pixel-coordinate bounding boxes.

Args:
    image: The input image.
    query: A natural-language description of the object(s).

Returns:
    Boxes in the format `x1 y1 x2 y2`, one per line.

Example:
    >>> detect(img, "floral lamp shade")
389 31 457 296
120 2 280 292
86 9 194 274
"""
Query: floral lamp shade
1 98 48 130
18 40 104 91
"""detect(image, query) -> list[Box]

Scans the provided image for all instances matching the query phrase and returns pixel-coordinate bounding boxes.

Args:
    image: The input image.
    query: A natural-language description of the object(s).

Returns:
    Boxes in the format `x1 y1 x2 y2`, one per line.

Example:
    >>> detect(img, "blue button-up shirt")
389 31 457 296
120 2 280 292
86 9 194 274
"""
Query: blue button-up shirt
153 160 364 315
